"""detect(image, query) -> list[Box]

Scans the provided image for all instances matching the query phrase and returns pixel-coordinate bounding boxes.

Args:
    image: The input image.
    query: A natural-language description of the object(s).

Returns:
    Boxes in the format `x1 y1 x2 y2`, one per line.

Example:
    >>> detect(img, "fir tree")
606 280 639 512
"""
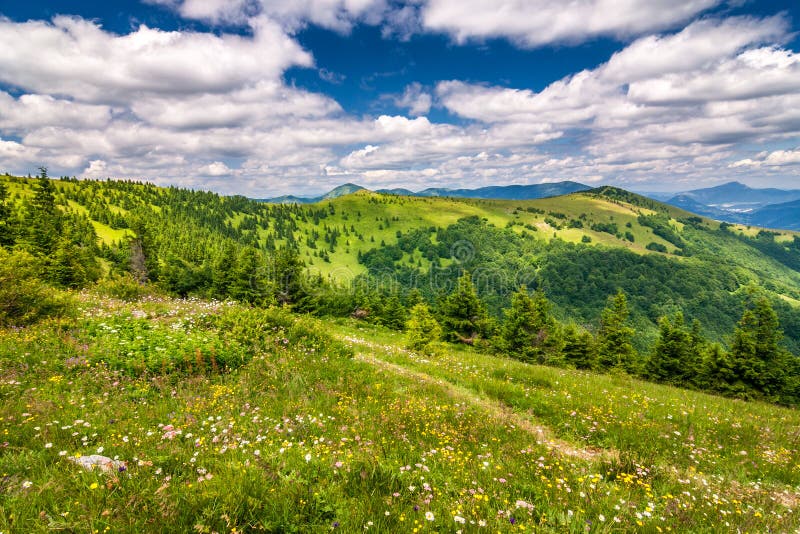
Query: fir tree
0 180 14 247
406 303 441 354
562 323 598 370
647 312 702 385
597 290 639 373
500 287 563 364
729 294 791 399
438 272 490 344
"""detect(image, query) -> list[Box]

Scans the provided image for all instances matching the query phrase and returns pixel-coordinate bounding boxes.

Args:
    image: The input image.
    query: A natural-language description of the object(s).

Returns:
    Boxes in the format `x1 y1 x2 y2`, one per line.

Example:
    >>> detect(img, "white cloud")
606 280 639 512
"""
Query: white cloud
202 161 235 176
151 0 388 32
0 92 112 132
0 15 311 103
437 16 800 174
421 0 721 47
0 11 799 195
395 83 432 116
731 148 800 168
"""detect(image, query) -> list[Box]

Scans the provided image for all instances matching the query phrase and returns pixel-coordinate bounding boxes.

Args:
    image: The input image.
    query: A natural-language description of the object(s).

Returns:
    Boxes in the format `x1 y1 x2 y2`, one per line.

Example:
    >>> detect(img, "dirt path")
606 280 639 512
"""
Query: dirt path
355 351 618 463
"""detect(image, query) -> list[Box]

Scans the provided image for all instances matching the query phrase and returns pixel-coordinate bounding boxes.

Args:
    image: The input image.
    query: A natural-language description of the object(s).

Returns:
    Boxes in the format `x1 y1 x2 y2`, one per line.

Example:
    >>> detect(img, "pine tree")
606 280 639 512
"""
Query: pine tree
406 303 441 354
229 247 271 305
0 180 14 247
729 294 791 399
438 272 490 344
380 294 408 330
597 290 639 373
500 287 563 364
562 323 598 370
27 168 61 254
647 312 700 385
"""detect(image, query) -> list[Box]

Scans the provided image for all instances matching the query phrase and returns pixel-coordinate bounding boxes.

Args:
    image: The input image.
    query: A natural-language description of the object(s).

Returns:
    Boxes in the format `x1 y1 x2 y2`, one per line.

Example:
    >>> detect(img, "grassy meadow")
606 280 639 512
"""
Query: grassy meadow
1 292 798 533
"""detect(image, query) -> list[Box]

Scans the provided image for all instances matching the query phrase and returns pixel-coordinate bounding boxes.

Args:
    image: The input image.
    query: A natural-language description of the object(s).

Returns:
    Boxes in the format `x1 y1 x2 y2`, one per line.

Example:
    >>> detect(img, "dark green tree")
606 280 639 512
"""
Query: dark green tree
701 343 739 395
438 272 490 344
647 312 704 385
562 323 598 370
499 287 563 364
212 242 238 299
380 294 408 330
272 247 306 307
26 168 61 254
729 294 792 399
229 247 272 305
0 180 14 247
597 290 639 373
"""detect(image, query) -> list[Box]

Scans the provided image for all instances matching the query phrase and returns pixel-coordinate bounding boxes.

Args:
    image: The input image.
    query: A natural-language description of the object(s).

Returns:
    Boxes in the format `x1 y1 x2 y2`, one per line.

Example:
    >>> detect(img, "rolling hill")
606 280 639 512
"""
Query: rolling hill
643 181 800 230
259 180 590 203
3 173 800 353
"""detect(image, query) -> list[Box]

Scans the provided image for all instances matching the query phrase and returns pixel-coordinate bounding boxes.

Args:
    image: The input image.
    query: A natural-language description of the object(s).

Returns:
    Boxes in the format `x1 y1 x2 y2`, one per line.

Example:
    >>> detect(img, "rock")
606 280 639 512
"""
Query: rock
67 455 126 473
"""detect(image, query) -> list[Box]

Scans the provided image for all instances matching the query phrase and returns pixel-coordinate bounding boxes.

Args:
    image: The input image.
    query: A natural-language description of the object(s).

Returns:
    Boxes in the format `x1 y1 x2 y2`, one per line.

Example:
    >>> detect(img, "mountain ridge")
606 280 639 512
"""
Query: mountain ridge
257 180 591 204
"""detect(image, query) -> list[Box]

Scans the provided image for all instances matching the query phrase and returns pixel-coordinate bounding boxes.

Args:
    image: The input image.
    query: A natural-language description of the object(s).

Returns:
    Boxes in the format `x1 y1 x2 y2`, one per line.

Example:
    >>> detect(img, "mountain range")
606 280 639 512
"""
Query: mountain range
648 182 800 230
258 179 799 231
257 181 591 204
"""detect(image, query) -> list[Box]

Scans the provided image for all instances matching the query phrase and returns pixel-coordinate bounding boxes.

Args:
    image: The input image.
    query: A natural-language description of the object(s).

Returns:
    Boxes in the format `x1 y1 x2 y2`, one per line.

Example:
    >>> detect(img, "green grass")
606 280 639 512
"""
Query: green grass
1 294 798 532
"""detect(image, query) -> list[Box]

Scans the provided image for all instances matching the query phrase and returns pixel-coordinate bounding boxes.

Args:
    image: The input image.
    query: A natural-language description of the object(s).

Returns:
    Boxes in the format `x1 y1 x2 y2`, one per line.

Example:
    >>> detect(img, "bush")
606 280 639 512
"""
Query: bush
406 303 441 354
94 273 158 301
646 242 668 253
0 249 73 326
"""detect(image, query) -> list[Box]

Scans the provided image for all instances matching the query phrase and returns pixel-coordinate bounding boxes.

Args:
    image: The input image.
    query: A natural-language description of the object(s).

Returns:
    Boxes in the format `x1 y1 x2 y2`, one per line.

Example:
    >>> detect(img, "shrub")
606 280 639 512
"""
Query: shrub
94 273 158 301
0 249 73 326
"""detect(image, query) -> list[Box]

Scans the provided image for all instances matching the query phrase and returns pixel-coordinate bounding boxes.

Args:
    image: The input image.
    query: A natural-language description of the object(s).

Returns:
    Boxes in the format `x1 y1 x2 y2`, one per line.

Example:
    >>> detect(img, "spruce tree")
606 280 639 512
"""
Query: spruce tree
500 287 563 364
229 247 271 305
27 168 61 255
380 294 408 330
438 272 489 344
562 323 598 370
729 294 791 399
406 303 441 354
272 247 306 306
597 290 639 373
0 180 14 247
647 312 699 385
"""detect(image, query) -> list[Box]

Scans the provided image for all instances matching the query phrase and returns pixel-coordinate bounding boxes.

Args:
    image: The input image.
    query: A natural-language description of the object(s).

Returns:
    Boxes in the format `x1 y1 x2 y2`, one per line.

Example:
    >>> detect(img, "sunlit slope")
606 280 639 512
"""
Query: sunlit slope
1 295 798 532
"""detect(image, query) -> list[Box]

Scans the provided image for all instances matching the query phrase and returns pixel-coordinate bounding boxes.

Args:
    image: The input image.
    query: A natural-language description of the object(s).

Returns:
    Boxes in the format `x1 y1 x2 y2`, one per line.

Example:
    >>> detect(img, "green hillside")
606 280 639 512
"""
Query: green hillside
3 172 800 531
2 172 800 351
1 293 799 532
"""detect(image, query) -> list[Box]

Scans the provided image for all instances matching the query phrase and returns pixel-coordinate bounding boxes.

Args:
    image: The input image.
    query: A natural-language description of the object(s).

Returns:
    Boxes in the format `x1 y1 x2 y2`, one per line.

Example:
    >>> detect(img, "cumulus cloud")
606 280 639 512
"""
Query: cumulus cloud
150 0 389 32
0 15 312 103
435 15 800 186
202 161 235 176
731 148 800 168
421 0 721 47
395 83 433 116
0 9 799 195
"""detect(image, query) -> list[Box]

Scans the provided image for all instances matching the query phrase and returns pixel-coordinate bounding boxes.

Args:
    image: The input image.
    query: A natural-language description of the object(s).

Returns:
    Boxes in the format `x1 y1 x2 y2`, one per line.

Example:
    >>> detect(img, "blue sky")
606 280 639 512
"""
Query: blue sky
1 1 799 196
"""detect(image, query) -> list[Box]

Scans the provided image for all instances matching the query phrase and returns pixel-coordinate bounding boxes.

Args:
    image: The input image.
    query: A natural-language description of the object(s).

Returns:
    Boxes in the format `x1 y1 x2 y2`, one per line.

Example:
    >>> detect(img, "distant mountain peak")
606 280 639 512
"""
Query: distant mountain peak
322 183 365 199
258 181 591 204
